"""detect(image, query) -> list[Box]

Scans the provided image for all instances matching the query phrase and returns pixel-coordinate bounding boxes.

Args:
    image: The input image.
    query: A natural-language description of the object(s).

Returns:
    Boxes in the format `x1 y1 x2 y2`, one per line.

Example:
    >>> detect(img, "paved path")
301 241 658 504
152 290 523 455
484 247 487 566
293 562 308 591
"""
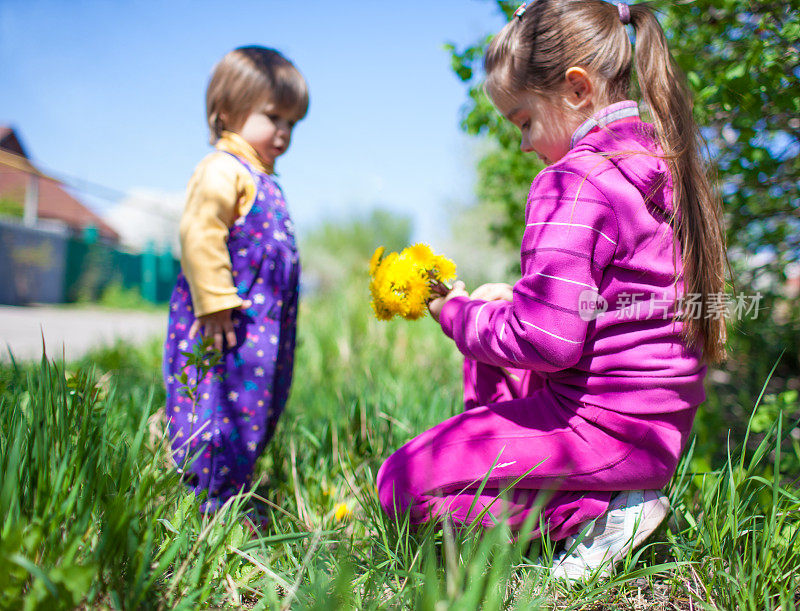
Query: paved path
0 305 167 362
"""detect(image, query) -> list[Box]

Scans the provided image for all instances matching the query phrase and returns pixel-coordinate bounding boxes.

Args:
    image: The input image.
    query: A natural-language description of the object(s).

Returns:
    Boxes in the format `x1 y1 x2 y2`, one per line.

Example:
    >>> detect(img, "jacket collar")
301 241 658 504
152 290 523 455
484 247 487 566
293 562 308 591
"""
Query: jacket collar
570 100 640 149
215 131 273 174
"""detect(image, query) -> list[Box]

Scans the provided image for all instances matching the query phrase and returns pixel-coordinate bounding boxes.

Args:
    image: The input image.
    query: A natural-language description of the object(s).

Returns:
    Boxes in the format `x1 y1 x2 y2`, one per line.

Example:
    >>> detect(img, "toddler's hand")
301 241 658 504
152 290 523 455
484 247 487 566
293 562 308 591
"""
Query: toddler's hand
470 282 513 302
429 281 469 322
188 300 252 352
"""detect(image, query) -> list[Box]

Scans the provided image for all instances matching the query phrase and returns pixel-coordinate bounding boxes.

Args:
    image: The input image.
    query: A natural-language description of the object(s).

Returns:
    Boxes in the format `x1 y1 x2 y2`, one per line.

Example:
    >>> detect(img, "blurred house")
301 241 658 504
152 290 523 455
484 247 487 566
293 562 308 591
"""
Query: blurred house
1 125 121 305
0 125 180 306
0 125 119 241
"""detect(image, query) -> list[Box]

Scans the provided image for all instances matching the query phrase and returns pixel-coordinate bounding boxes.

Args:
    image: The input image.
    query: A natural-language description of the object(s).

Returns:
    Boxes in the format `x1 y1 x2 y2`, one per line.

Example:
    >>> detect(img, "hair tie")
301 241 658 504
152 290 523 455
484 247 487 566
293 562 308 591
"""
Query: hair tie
514 2 527 20
616 2 631 25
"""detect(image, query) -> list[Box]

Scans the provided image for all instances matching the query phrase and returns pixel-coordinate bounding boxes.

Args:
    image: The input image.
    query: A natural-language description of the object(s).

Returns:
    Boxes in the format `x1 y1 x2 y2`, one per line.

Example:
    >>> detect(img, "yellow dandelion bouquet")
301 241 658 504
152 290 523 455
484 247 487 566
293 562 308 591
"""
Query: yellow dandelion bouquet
369 243 457 320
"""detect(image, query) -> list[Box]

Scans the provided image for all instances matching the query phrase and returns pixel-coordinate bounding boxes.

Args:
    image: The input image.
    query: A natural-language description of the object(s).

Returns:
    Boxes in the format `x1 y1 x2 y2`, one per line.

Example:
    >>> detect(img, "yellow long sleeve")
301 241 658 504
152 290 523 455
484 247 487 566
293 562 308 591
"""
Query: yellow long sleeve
179 153 249 316
179 132 274 317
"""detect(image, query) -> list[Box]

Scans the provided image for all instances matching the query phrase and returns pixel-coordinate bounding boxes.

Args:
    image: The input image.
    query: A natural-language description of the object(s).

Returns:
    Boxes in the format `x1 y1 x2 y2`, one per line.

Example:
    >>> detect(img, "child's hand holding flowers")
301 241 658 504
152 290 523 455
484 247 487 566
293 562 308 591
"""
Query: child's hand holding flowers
428 281 468 321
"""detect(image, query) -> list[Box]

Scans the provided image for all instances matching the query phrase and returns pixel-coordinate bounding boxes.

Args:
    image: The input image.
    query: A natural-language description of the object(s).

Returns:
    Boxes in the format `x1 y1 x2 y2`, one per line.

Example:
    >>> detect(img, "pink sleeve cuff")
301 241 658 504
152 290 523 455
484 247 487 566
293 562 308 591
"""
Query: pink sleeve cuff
438 296 470 339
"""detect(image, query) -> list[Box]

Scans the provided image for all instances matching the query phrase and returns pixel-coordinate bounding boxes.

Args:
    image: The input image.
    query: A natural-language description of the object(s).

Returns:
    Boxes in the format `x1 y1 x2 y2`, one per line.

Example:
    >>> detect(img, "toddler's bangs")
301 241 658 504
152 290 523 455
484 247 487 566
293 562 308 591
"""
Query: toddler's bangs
268 65 309 121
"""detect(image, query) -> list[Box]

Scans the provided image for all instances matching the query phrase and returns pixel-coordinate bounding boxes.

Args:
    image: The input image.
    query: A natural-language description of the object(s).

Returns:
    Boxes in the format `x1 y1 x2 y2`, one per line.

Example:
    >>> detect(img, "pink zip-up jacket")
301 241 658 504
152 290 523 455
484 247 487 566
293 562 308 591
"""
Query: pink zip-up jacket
439 101 706 415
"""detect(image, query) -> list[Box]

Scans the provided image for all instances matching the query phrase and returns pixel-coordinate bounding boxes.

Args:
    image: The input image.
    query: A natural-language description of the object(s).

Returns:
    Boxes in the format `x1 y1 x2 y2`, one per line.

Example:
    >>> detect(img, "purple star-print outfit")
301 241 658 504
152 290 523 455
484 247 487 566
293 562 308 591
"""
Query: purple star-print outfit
163 154 299 512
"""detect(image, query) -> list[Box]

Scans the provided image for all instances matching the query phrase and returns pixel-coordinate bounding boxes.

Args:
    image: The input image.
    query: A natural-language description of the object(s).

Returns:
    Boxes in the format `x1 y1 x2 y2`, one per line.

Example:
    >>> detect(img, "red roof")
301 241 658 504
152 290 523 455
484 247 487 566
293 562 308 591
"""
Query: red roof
0 126 119 242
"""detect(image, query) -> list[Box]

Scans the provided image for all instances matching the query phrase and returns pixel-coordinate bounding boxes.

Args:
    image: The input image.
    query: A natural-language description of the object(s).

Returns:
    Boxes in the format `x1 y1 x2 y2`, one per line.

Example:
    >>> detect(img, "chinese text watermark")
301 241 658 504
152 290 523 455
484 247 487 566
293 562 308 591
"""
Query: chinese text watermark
578 290 762 322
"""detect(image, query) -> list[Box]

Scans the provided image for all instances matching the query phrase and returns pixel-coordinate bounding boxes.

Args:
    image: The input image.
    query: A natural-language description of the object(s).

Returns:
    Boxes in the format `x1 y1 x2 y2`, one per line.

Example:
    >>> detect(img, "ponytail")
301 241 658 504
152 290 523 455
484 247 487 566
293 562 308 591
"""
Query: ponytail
629 3 727 363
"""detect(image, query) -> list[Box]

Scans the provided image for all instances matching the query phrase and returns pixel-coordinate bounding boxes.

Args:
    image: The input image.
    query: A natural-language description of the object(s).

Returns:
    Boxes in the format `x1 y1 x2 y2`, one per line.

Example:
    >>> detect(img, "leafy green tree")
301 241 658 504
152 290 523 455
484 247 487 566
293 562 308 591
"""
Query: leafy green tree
663 1 800 281
644 1 799 384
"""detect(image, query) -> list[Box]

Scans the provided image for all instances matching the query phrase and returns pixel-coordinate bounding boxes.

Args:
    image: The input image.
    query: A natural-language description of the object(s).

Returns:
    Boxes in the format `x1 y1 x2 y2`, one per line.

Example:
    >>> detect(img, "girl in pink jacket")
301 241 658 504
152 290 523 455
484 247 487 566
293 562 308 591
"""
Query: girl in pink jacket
377 0 727 580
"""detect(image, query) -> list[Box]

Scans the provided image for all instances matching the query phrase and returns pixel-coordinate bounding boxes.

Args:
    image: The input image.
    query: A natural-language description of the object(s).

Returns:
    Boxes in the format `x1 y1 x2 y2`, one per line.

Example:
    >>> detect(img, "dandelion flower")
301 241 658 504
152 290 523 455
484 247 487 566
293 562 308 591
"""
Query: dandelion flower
369 246 385 275
368 243 457 321
402 272 429 320
405 243 435 268
432 255 457 283
334 503 351 522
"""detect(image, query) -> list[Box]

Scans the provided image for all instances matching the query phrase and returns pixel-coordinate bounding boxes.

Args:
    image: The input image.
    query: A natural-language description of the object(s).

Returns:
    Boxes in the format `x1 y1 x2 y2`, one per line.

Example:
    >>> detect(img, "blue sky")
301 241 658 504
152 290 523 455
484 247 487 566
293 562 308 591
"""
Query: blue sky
0 0 507 244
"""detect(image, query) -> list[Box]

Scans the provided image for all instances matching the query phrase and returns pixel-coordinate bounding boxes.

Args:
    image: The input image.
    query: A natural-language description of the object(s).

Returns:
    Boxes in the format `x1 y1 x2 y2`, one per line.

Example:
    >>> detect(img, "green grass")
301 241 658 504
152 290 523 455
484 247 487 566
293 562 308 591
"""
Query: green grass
0 196 24 219
70 281 169 312
1 281 799 609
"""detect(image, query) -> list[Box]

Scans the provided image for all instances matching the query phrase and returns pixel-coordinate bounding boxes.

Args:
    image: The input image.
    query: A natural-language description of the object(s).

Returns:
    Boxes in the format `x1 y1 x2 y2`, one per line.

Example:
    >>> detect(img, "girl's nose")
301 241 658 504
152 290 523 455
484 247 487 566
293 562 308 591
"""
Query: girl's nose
520 136 534 154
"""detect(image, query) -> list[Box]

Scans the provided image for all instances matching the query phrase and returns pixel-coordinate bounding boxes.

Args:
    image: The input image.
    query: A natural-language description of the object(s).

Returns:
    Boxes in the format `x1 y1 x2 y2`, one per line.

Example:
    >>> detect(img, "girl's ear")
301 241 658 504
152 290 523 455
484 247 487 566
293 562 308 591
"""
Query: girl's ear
563 67 593 110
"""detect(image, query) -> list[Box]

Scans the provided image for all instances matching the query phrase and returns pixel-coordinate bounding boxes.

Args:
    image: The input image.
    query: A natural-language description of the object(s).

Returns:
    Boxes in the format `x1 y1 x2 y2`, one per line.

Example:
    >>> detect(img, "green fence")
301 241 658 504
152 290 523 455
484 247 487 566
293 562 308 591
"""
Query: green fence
0 219 179 305
63 228 179 303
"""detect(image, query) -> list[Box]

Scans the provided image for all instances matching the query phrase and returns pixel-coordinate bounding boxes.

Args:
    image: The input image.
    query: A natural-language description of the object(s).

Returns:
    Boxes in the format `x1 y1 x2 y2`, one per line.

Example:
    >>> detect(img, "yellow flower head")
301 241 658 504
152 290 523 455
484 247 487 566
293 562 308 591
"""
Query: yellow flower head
432 255 457 283
369 246 385 276
334 503 351 521
405 243 435 268
368 244 457 321
402 272 429 320
369 266 395 321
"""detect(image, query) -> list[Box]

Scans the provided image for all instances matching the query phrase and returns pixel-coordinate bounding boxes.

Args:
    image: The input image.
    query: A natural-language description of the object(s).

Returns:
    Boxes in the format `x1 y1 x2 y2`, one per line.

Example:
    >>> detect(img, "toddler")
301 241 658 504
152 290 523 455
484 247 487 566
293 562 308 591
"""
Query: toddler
163 46 308 513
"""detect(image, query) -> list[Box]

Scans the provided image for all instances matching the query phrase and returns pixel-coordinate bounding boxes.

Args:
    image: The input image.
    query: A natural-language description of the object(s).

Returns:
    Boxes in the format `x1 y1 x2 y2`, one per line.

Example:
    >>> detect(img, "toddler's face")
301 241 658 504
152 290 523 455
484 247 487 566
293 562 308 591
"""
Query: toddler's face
236 103 297 167
489 87 580 166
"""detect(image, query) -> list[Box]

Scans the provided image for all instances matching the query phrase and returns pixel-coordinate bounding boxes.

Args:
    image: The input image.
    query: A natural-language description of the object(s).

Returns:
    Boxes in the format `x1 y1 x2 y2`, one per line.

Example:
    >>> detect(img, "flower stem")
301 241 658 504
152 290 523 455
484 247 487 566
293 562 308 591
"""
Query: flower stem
430 281 451 297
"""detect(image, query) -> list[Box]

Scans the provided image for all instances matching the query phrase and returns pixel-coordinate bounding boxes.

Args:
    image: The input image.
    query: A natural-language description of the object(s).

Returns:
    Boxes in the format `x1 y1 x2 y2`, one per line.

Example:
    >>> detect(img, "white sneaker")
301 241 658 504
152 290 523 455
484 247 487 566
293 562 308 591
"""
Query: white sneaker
550 489 669 581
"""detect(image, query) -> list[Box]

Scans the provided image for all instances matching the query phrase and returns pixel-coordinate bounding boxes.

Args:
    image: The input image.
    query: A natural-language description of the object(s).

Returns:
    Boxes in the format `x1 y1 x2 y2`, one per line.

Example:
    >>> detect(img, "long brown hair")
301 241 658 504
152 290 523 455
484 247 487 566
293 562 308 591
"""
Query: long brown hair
485 0 727 363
